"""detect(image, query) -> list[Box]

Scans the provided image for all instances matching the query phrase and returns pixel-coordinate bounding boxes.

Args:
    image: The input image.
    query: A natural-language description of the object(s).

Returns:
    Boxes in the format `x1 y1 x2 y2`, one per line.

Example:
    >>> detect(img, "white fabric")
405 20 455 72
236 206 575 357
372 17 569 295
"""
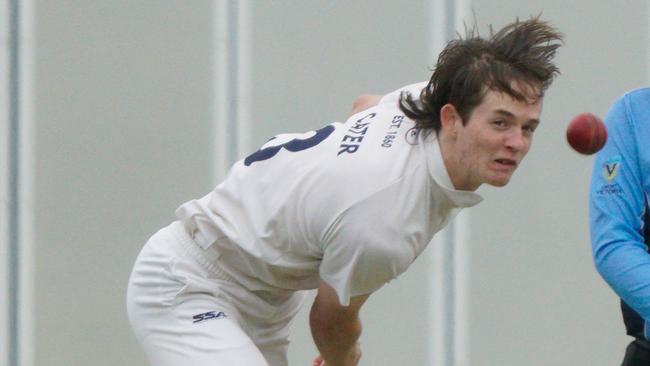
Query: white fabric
175 82 483 306
126 221 306 366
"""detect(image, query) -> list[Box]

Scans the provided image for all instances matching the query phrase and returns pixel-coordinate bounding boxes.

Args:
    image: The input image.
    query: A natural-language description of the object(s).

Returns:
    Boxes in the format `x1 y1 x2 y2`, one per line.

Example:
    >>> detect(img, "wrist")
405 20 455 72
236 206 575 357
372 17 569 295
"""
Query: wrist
321 341 361 366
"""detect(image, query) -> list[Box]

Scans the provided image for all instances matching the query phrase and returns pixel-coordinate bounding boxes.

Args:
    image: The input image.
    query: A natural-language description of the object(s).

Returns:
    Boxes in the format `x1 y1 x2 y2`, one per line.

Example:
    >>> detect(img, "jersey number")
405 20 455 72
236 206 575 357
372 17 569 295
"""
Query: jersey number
244 125 335 166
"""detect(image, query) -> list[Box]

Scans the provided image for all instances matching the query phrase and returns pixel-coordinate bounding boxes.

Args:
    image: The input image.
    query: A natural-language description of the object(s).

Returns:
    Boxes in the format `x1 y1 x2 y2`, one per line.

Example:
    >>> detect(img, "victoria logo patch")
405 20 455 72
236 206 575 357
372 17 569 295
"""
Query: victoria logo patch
602 157 621 182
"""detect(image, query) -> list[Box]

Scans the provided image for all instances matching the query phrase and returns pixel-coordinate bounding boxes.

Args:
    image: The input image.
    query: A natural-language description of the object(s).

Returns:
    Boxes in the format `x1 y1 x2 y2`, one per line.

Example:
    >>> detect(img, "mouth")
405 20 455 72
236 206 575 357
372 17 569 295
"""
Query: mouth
494 158 518 169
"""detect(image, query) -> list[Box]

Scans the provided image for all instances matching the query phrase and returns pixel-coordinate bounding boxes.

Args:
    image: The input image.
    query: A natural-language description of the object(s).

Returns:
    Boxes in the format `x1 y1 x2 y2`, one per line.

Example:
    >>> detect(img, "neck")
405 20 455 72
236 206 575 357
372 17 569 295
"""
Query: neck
437 136 480 192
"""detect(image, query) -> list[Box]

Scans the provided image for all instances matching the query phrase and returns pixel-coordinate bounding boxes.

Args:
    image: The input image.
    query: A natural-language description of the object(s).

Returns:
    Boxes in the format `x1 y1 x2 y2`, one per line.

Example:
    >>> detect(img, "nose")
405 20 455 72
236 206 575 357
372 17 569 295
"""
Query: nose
505 130 529 152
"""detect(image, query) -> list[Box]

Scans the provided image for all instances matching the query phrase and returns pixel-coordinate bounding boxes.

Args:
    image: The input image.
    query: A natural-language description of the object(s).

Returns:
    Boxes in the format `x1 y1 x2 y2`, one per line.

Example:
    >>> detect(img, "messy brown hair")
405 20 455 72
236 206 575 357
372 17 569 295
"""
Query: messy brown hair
399 16 563 133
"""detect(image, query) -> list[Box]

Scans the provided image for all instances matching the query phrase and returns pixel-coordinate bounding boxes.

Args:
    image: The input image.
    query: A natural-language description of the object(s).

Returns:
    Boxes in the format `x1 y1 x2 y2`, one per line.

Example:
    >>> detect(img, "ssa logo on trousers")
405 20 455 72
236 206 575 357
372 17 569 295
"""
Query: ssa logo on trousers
193 311 227 323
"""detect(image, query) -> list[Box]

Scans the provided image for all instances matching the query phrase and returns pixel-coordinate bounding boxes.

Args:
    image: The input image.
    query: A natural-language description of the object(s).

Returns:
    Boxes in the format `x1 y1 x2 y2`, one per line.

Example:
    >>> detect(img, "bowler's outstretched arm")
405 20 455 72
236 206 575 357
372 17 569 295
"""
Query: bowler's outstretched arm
310 281 369 366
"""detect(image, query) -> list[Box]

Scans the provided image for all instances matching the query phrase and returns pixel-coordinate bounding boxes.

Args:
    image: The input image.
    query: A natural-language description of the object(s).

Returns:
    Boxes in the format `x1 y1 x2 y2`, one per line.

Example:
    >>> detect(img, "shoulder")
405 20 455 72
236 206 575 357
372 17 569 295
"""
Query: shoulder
607 88 650 132
323 161 429 244
622 87 650 100
615 88 650 116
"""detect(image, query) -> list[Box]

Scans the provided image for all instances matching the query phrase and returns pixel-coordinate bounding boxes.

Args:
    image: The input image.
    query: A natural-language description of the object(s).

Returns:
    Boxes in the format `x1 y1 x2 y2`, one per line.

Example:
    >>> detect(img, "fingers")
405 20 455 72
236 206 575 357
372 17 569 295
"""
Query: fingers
348 94 382 117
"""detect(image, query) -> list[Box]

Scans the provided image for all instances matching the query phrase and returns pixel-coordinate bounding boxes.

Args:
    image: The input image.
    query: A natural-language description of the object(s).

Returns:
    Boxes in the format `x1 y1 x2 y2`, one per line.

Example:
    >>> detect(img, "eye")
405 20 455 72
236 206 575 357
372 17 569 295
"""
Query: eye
523 124 538 134
492 120 507 128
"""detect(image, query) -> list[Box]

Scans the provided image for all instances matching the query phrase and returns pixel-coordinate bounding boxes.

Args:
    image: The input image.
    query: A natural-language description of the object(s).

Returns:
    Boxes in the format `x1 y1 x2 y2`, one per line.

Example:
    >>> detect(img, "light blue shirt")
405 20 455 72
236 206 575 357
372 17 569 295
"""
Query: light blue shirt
590 88 650 337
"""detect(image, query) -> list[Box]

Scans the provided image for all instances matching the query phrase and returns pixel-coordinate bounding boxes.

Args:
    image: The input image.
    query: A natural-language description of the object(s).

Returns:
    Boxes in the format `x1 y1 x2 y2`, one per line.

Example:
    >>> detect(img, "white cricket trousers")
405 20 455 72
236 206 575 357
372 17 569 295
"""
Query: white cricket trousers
126 221 306 366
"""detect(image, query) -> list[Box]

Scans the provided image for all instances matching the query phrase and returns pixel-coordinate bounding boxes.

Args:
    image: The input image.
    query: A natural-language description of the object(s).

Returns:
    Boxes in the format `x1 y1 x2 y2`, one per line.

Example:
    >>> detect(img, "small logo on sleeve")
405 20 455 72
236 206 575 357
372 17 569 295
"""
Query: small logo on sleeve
596 157 623 196
192 311 227 323
602 157 621 182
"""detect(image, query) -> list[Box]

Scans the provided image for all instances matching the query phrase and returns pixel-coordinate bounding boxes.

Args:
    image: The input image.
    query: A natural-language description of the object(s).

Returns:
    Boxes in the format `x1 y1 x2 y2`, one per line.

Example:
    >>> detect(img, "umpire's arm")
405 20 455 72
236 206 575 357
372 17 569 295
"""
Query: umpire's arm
310 280 369 366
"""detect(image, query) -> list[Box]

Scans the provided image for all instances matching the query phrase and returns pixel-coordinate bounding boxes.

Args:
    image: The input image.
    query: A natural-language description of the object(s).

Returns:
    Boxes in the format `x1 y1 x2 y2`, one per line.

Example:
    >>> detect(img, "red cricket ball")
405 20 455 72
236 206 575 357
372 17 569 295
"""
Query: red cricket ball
566 112 607 155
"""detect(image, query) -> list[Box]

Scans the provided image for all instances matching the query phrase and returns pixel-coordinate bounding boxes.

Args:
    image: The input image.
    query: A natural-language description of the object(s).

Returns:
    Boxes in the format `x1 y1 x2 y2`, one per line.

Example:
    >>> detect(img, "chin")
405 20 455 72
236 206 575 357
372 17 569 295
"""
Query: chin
486 176 512 187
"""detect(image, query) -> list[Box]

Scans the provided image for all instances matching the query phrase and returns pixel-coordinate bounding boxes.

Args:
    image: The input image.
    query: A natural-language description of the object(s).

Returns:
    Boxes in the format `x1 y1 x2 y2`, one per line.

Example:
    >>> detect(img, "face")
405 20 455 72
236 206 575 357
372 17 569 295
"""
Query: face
440 88 542 191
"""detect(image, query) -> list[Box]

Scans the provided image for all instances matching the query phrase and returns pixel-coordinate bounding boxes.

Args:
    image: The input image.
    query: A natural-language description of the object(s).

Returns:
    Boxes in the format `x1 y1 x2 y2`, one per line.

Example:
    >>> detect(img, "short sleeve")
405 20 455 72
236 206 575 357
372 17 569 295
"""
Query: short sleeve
318 199 414 306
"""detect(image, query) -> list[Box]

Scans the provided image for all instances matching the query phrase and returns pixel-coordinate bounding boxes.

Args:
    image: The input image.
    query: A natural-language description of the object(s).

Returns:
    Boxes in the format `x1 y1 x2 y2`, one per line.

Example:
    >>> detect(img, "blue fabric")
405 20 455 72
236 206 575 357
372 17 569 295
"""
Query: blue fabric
590 88 650 334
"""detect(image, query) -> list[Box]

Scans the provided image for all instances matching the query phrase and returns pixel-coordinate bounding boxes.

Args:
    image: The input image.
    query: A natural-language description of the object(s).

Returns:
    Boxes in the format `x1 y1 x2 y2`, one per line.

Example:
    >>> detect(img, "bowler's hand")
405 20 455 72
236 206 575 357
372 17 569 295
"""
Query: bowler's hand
348 94 382 117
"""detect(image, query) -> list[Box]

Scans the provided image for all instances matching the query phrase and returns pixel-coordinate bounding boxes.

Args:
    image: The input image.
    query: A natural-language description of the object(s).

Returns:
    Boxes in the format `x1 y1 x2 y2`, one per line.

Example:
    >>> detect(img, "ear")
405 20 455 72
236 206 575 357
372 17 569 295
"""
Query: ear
440 103 461 137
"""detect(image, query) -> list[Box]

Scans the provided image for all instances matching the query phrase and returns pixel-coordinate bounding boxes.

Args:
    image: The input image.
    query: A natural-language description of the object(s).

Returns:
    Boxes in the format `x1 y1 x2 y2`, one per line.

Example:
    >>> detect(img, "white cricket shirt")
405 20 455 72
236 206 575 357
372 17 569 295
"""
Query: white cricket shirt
176 83 483 305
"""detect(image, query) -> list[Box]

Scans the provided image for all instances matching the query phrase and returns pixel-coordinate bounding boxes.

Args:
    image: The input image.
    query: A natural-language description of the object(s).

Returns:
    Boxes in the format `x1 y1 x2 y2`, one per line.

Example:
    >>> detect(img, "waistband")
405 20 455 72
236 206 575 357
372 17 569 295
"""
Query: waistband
169 220 239 285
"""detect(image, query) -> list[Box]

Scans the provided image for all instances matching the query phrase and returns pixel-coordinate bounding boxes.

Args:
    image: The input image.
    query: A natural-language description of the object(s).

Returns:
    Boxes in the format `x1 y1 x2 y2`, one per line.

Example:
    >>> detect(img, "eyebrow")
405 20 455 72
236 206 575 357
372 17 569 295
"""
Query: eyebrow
494 109 540 125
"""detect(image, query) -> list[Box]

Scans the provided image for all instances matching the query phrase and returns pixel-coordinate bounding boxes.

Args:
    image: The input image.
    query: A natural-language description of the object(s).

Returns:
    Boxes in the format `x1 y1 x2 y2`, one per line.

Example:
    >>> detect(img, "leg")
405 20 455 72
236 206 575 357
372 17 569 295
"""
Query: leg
126 225 269 366
136 296 269 366
244 290 308 366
